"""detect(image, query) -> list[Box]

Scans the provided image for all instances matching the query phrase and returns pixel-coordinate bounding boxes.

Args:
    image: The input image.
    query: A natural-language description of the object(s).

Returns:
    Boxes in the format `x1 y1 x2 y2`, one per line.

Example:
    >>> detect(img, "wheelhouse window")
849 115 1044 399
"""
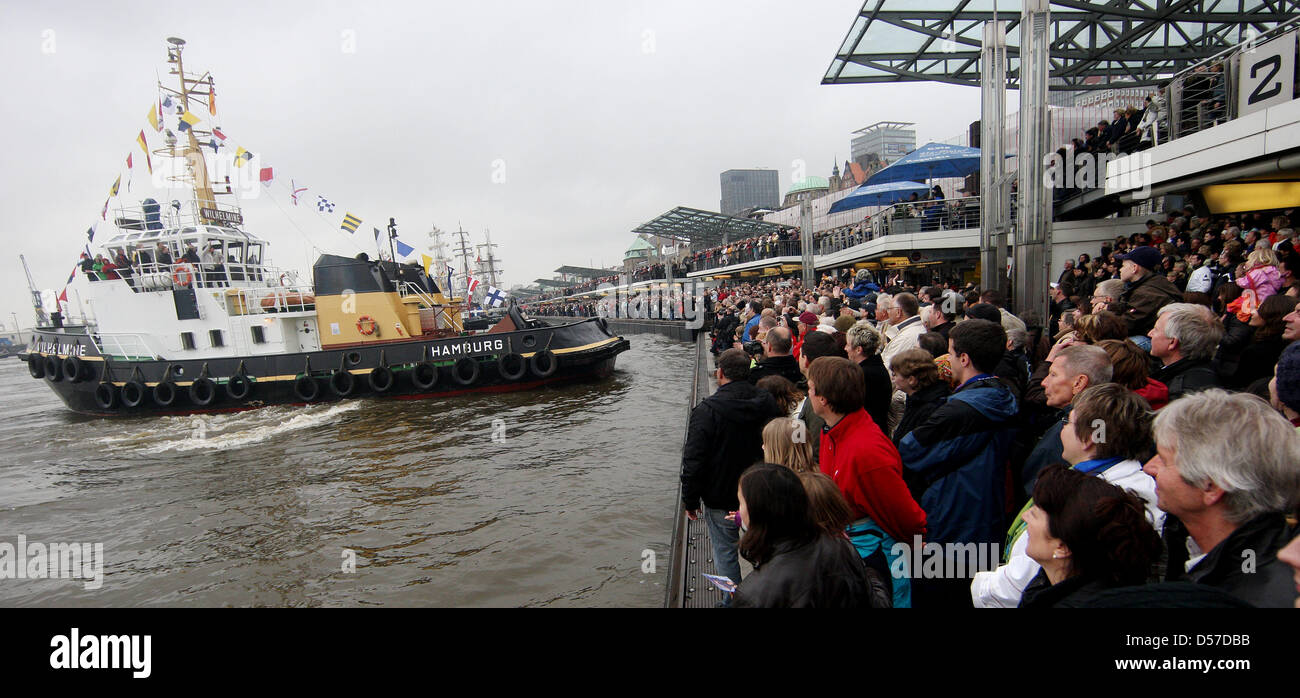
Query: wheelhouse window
180 332 195 350
209 329 224 348
250 326 266 344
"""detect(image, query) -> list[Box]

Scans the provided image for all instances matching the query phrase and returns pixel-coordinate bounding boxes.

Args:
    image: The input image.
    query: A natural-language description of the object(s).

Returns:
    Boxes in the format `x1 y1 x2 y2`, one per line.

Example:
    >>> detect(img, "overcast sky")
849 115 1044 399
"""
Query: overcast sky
0 0 982 329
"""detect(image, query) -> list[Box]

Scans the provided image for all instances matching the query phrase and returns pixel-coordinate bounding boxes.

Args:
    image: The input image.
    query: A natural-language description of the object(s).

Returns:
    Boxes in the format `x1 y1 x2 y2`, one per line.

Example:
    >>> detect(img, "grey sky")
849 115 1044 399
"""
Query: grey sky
0 0 981 328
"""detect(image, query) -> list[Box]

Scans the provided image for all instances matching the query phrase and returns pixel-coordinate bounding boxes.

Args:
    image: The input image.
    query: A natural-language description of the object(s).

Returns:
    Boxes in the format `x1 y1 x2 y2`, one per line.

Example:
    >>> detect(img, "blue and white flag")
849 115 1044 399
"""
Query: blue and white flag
445 263 454 296
394 238 415 258
484 286 507 308
317 195 335 213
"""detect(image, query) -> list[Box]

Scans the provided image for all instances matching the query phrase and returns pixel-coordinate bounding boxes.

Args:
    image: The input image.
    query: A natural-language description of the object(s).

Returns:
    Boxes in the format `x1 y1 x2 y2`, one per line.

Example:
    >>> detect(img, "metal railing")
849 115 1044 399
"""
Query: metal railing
687 239 802 273
112 199 246 233
100 261 293 293
92 332 160 361
235 286 316 315
816 196 991 256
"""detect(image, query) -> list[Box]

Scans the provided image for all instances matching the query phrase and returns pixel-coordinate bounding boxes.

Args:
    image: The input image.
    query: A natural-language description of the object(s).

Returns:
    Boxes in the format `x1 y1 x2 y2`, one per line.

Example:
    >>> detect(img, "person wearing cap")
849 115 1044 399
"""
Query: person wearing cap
1115 245 1181 351
792 310 819 361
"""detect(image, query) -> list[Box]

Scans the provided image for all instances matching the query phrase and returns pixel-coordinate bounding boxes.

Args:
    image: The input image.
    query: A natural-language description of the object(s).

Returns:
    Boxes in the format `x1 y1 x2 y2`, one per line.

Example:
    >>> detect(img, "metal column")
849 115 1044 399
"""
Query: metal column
980 20 1009 298
800 198 815 287
1015 0 1052 324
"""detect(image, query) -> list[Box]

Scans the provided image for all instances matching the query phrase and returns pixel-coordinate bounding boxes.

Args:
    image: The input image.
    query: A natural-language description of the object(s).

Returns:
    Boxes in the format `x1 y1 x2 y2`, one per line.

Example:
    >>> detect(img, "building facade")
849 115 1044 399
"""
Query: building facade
851 121 916 167
719 169 779 215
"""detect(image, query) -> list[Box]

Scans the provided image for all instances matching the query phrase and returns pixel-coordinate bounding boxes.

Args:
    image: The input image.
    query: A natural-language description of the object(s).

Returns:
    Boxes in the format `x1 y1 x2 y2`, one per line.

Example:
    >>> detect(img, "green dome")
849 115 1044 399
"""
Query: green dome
624 237 654 259
786 176 829 196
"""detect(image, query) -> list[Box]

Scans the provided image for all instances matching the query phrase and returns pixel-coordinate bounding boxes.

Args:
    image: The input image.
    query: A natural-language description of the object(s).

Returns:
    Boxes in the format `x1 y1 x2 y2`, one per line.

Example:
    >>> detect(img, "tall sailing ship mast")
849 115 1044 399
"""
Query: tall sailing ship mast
476 229 504 291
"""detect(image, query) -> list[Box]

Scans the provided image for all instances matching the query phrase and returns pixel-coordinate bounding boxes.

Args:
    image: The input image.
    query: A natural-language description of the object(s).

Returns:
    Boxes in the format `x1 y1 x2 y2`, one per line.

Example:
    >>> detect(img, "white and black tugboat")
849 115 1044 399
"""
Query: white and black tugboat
19 39 629 416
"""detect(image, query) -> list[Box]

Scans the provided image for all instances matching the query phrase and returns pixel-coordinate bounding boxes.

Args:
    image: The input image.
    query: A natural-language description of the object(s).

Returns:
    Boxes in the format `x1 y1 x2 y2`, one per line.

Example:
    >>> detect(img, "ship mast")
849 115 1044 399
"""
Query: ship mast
452 225 474 301
476 229 503 289
161 37 223 224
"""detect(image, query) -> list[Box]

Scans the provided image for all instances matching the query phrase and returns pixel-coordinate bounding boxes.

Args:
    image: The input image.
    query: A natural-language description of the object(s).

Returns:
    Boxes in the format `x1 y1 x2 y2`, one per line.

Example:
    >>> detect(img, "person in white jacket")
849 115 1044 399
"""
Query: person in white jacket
880 292 926 436
972 383 1164 607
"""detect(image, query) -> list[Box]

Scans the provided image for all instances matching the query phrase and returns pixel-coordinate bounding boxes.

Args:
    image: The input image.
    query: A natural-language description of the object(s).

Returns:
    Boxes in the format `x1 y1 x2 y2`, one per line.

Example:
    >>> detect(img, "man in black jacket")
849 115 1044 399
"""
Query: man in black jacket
749 327 802 385
1145 390 1300 607
1149 303 1224 401
681 349 783 595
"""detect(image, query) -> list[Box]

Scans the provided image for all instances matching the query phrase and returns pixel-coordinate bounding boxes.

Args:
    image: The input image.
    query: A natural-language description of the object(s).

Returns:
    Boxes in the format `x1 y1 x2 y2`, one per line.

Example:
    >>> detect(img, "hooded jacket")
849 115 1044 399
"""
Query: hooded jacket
898 376 1019 546
841 279 881 300
680 380 783 511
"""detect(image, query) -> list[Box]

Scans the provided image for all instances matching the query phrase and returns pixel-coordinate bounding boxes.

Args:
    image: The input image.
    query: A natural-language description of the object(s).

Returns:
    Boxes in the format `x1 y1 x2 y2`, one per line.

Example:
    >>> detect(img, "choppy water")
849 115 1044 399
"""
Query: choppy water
0 335 691 607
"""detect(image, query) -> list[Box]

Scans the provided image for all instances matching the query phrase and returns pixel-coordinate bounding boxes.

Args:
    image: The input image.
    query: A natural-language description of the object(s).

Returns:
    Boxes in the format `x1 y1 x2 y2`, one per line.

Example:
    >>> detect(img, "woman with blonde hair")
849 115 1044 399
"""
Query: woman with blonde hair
761 417 816 474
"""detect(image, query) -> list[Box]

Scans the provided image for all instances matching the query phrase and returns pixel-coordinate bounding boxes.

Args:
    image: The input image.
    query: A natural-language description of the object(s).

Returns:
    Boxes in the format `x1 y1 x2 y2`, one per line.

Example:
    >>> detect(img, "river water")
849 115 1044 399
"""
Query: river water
0 334 691 607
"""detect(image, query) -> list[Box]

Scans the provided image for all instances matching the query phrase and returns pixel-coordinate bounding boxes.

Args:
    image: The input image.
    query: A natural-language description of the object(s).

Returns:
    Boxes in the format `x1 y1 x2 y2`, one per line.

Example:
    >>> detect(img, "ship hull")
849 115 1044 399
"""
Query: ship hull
19 317 629 417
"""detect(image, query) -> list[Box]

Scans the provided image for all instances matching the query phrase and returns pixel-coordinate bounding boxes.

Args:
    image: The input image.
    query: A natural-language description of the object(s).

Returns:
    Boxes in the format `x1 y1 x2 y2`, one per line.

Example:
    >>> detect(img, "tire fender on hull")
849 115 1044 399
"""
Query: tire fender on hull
452 357 480 386
529 349 558 379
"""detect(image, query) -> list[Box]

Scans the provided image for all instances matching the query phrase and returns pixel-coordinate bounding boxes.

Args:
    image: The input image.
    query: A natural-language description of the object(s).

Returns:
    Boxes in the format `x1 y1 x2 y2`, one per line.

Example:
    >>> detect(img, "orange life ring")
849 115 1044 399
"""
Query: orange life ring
173 264 194 287
356 315 377 335
279 273 291 288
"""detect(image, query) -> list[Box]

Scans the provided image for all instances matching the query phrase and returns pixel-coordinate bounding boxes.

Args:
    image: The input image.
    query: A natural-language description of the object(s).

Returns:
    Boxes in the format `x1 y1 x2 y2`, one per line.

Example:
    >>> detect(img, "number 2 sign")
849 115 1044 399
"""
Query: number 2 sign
1237 31 1296 118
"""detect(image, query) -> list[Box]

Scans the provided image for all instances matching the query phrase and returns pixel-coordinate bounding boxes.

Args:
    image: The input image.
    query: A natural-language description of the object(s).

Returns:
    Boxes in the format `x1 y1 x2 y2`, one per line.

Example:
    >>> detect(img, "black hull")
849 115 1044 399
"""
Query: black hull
21 317 629 417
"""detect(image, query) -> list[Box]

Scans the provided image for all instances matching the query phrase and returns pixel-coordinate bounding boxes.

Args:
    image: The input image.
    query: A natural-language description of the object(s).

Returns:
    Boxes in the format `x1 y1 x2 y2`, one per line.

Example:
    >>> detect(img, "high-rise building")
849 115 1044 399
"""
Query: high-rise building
719 169 779 215
851 121 916 167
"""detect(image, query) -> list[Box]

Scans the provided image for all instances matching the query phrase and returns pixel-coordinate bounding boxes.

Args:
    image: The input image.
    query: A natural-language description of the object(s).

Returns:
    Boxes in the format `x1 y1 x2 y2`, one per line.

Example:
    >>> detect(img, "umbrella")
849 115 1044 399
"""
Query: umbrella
828 180 930 214
867 142 985 185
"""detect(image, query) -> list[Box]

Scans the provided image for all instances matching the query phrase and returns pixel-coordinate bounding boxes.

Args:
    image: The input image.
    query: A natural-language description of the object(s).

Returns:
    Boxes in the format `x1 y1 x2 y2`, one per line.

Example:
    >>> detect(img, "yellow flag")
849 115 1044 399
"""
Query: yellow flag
179 111 200 129
234 146 247 167
147 103 160 132
109 175 121 197
421 254 433 275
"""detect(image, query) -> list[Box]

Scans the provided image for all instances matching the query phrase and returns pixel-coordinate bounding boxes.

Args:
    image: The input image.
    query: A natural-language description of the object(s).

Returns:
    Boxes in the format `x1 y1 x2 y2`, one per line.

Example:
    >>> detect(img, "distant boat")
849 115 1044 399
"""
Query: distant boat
20 38 628 416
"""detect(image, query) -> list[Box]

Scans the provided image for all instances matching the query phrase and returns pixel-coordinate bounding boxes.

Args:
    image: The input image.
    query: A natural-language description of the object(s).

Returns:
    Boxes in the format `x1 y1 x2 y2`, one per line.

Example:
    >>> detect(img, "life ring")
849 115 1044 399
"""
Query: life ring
279 273 291 288
330 370 355 397
529 349 558 378
153 381 177 407
93 383 116 410
497 353 527 381
411 361 439 390
452 357 480 386
121 381 146 408
173 263 195 287
226 374 253 400
43 355 62 382
368 365 394 393
294 374 320 401
190 377 217 406
356 316 377 336
28 355 45 379
63 356 87 383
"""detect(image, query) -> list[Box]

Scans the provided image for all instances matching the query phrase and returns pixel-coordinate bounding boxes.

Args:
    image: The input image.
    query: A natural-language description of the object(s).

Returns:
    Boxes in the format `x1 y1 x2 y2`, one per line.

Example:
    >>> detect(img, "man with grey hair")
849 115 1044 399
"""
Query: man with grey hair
1273 228 1295 251
1145 389 1300 607
1018 344 1114 496
1091 278 1126 314
1149 303 1224 401
881 292 926 435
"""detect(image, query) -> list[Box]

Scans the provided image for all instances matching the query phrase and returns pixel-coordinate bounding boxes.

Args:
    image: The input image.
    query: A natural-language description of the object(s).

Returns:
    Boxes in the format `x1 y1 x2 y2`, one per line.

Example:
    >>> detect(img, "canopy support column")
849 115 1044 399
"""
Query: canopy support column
800 199 815 288
1015 0 1053 324
980 20 1009 300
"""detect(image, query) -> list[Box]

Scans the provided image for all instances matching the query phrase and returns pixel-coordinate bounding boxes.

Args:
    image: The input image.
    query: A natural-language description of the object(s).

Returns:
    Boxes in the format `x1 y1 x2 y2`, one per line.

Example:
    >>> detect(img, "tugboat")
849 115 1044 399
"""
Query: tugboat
19 38 629 416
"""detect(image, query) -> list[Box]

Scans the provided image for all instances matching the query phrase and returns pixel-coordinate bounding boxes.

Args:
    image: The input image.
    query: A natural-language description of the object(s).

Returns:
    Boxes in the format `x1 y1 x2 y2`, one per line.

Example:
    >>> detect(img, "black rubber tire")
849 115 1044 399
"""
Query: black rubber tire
529 349 558 379
452 357 480 386
294 375 320 402
28 355 44 379
226 374 252 400
63 356 85 383
411 361 439 390
153 381 177 407
93 383 116 410
190 377 217 407
121 381 146 408
497 353 527 381
368 366 394 393
330 370 355 397
44 355 62 382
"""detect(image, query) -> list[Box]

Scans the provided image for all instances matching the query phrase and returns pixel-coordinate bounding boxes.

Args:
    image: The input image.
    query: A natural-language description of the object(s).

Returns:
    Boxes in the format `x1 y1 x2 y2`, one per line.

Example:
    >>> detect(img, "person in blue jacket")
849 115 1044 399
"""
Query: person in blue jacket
899 318 1019 608
841 269 881 300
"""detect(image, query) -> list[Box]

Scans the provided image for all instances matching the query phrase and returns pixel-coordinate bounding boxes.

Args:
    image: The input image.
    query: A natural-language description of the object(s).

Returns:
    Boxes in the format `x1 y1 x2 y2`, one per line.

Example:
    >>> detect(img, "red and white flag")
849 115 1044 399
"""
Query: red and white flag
466 275 480 293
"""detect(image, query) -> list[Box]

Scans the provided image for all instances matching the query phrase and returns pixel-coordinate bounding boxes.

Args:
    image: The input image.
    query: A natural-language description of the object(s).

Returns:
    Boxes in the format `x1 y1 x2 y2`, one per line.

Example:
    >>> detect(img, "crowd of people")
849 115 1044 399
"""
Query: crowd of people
680 205 1300 608
79 240 257 288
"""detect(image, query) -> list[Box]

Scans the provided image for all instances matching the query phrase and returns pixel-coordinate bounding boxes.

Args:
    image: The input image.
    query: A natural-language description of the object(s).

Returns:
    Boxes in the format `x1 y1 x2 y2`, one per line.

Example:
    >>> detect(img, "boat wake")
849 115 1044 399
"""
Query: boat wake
94 401 365 454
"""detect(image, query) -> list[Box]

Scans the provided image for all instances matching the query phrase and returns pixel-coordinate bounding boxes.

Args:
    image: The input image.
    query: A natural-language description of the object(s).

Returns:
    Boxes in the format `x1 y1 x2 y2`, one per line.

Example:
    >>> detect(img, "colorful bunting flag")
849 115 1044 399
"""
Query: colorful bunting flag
147 103 160 132
208 84 217 116
162 95 174 109
101 198 109 220
446 263 454 296
108 175 120 197
485 286 507 308
259 167 273 184
136 131 152 174
86 225 96 242
178 111 200 132
125 154 133 191
213 127 226 141
466 275 480 293
421 254 433 275
317 196 335 213
233 147 253 167
394 238 415 258
291 181 307 206
340 213 362 234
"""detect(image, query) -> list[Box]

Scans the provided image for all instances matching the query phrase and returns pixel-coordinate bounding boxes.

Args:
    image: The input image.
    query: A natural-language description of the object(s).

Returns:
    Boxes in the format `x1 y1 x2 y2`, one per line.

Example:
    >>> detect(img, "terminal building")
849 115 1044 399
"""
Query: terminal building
718 169 779 215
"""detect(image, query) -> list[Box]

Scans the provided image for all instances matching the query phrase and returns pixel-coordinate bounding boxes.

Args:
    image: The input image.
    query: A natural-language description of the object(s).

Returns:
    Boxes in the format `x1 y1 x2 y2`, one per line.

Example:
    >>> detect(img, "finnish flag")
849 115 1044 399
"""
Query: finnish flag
485 286 507 308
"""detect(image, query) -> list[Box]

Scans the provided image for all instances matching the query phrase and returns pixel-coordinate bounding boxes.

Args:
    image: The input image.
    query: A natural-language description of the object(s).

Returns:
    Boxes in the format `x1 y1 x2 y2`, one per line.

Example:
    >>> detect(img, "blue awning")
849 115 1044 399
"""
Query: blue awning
867 142 984 184
828 181 930 214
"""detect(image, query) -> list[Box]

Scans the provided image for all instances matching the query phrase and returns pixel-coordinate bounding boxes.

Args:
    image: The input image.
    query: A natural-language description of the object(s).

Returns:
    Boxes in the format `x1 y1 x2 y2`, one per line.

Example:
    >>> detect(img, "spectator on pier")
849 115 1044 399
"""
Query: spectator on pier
1016 465 1163 607
1096 339 1169 410
881 292 926 435
756 376 803 419
975 384 1161 607
1146 390 1300 607
1271 344 1300 430
845 321 890 431
794 331 846 468
749 327 802 386
680 349 783 602
732 464 871 608
1116 246 1181 349
1019 344 1114 498
889 348 951 455
807 356 926 608
761 417 816 474
979 289 1027 334
900 319 1019 608
1227 294 1299 390
1150 303 1225 402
